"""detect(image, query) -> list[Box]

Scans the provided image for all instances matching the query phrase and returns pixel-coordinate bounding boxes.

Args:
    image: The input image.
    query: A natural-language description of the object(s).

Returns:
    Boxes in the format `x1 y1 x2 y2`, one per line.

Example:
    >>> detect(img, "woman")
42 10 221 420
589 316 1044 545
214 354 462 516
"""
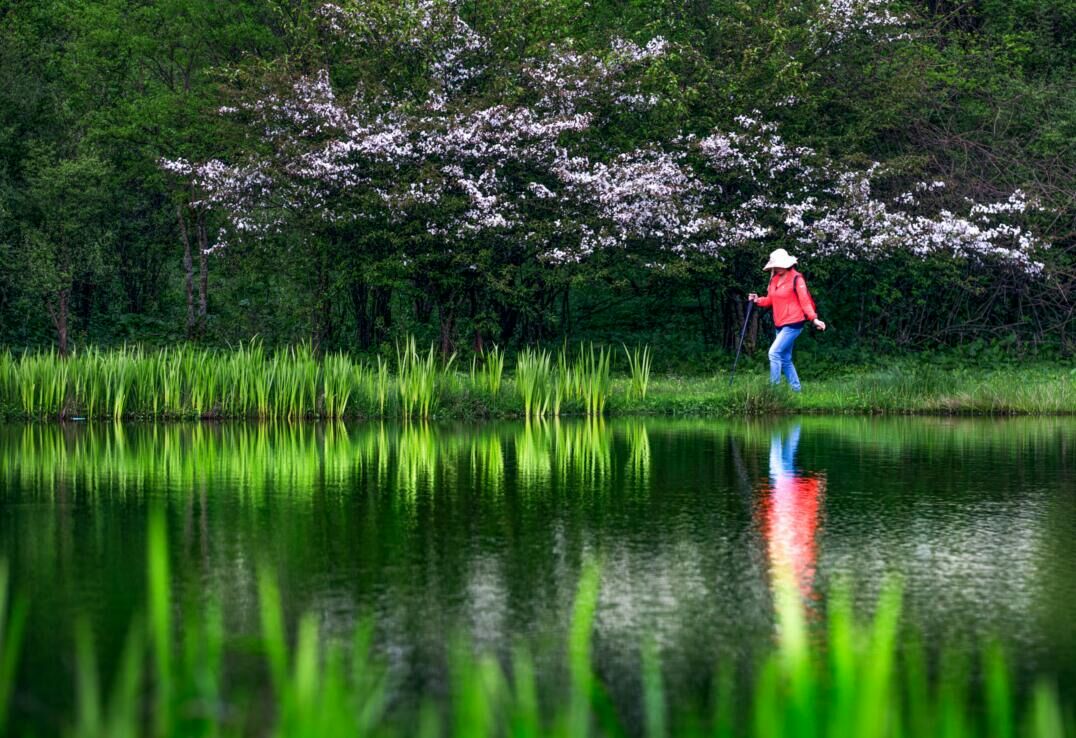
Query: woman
748 248 826 392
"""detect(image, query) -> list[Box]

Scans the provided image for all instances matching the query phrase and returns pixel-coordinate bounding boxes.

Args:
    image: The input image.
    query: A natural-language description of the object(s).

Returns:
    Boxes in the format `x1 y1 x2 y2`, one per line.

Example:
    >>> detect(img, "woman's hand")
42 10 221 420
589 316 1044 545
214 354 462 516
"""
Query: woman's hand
748 293 759 303
813 318 826 331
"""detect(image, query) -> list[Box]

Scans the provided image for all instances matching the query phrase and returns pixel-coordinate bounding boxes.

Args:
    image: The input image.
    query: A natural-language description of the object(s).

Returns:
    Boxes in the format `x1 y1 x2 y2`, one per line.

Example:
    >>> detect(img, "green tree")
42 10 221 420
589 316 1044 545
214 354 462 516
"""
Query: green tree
21 150 114 355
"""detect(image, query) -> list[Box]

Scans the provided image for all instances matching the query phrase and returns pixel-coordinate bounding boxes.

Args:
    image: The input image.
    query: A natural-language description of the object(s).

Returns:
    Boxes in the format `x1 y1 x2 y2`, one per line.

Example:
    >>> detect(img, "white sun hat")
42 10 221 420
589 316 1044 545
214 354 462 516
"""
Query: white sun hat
763 248 798 270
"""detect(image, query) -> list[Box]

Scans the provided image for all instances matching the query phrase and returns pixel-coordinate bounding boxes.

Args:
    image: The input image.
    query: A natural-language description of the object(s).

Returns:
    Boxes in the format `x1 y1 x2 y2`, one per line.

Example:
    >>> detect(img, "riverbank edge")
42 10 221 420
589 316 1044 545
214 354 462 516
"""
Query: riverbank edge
2 368 1074 421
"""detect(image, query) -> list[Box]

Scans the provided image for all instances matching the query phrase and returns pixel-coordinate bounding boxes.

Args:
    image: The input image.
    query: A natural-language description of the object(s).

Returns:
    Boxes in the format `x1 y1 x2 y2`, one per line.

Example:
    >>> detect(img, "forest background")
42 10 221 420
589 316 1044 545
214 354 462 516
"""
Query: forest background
1 0 1073 373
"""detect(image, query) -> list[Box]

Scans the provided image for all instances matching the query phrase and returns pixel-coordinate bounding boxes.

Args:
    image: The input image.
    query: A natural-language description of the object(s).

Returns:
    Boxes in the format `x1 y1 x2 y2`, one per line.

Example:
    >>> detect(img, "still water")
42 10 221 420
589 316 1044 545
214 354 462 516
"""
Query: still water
1 418 1074 729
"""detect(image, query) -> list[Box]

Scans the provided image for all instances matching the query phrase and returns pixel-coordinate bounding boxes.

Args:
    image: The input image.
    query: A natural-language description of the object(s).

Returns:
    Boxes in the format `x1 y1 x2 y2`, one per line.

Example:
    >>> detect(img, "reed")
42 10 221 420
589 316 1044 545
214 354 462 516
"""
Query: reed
2 527 1069 738
0 346 1072 421
322 352 358 419
471 344 505 399
552 347 571 417
375 355 391 417
516 348 553 419
0 352 13 418
397 337 454 419
574 343 612 416
624 343 652 401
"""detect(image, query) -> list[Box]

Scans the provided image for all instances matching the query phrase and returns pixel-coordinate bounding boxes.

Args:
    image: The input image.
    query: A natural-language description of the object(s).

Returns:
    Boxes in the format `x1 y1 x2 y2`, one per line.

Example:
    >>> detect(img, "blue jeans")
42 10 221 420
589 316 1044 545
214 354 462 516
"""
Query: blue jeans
769 325 803 391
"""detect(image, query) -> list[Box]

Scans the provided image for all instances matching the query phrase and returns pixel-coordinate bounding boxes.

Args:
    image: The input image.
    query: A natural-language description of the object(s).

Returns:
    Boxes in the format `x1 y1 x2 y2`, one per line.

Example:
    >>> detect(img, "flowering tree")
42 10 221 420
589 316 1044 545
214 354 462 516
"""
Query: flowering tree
162 0 1049 352
688 115 1045 272
163 0 684 350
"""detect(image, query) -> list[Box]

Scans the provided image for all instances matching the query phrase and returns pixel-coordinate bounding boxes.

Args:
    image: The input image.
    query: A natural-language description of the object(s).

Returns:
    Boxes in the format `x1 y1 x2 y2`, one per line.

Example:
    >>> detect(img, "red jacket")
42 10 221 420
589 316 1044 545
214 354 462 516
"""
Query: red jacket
756 269 817 327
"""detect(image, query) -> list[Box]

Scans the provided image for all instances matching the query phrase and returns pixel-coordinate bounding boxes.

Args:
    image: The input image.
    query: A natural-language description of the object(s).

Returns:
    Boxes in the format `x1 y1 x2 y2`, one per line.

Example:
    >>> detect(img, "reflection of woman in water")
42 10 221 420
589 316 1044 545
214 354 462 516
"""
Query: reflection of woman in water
758 425 825 601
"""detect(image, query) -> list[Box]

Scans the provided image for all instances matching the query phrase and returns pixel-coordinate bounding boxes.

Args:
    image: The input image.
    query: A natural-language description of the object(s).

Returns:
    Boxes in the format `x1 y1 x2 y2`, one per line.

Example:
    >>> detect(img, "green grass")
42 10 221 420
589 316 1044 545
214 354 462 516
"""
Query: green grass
0 516 1070 737
609 365 1076 417
0 344 1072 420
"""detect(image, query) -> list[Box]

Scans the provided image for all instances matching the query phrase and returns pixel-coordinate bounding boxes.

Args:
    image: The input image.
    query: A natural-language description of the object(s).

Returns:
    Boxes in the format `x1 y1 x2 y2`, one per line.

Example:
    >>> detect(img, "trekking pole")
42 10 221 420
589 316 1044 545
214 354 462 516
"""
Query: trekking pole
729 300 753 386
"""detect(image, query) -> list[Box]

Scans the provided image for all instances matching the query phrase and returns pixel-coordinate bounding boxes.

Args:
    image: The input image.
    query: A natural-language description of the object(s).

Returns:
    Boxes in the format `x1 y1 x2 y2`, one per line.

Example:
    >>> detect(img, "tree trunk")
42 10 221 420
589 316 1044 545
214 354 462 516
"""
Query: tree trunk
469 288 484 354
560 285 571 339
438 301 456 357
313 253 333 355
350 279 371 348
47 288 71 357
725 291 759 354
414 292 433 324
747 304 759 352
177 203 196 337
195 215 209 335
497 302 519 346
371 286 392 345
700 286 720 349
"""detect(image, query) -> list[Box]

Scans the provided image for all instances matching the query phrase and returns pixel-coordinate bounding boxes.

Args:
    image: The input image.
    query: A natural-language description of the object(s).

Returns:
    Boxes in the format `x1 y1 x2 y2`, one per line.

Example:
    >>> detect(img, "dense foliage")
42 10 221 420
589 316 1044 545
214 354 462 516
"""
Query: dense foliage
1 0 1073 362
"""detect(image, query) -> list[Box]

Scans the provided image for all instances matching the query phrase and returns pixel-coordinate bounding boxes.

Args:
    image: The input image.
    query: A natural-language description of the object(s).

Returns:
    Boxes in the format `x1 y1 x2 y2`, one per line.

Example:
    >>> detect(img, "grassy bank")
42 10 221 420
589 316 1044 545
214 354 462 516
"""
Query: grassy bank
615 366 1076 416
1 343 1073 421
1 512 1070 738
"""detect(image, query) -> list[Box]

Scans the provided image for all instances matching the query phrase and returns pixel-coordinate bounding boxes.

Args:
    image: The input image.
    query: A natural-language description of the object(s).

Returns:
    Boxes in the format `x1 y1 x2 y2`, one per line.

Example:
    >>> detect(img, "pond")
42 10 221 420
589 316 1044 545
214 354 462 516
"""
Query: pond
1 418 1074 731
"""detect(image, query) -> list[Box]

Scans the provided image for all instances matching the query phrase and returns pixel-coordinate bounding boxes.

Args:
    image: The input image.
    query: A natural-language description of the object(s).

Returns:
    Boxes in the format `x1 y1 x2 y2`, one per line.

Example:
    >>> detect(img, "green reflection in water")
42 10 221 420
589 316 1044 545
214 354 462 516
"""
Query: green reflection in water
2 416 1073 503
555 418 613 488
1 417 1074 734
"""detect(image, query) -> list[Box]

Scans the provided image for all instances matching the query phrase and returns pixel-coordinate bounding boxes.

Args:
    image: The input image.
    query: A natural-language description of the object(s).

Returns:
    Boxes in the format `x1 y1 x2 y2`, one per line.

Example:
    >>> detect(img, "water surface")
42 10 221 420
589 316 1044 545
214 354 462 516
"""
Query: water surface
1 418 1073 730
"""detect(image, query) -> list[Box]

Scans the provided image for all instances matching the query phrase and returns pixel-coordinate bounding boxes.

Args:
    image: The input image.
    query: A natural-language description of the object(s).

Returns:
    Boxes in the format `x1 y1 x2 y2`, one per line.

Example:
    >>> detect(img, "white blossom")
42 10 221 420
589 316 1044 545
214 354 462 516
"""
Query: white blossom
160 5 1044 277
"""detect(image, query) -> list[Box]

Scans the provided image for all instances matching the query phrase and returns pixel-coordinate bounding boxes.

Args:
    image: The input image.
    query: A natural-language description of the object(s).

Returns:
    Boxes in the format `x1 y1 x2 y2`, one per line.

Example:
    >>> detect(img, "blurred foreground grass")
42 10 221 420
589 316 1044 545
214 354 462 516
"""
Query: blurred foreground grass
0 512 1071 738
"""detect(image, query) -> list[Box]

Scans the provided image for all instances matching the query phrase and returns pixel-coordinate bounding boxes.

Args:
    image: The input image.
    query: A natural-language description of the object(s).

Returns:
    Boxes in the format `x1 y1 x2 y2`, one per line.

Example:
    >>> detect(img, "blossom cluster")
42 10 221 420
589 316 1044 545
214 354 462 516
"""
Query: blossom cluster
811 0 911 47
783 171 1044 272
160 1 1045 276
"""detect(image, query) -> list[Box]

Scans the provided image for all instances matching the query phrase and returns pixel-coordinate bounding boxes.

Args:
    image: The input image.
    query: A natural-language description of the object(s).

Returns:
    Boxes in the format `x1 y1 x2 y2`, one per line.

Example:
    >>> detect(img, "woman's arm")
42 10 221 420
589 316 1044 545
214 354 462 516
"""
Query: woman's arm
793 275 825 329
793 276 817 320
749 287 773 307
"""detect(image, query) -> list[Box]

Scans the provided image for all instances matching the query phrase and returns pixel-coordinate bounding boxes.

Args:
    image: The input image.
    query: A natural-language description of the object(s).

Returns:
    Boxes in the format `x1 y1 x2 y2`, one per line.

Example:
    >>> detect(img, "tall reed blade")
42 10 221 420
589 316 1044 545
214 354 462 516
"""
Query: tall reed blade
0 563 27 734
624 344 652 401
147 510 172 735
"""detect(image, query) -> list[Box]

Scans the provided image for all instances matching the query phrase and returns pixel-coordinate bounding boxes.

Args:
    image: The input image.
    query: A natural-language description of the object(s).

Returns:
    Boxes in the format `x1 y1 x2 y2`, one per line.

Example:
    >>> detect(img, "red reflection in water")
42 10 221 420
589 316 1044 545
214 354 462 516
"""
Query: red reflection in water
757 427 825 602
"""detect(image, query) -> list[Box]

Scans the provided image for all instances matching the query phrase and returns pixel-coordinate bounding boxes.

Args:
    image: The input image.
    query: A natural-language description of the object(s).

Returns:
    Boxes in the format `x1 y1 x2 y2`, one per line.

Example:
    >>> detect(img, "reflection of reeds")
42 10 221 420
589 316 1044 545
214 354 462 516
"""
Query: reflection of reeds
624 420 651 485
515 420 553 485
0 421 635 502
2 529 1065 738
470 432 504 494
395 422 438 497
555 418 612 487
